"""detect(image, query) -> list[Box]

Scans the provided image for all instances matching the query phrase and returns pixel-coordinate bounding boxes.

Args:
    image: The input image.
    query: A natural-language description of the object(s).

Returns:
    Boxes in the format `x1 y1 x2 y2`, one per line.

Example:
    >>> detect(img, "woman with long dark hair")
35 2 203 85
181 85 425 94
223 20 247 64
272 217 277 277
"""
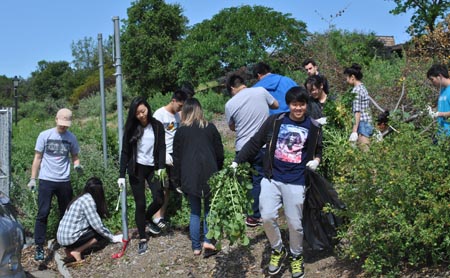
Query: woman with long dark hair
117 96 166 254
57 177 122 263
173 98 224 257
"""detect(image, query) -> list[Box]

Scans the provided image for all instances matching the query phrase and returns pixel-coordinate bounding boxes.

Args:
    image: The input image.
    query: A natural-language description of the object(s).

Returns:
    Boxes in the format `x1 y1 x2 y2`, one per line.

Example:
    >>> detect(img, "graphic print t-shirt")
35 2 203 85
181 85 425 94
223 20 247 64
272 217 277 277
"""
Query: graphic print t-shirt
36 128 80 182
272 116 311 185
153 107 180 153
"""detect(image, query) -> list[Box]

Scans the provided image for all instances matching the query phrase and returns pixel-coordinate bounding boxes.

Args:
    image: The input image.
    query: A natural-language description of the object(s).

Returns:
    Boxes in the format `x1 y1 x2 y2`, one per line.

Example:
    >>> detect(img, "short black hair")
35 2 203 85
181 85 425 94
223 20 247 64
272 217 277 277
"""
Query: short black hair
172 90 188 102
427 64 450 79
302 58 317 67
226 74 245 94
285 86 309 105
377 110 390 125
180 82 195 98
252 62 271 78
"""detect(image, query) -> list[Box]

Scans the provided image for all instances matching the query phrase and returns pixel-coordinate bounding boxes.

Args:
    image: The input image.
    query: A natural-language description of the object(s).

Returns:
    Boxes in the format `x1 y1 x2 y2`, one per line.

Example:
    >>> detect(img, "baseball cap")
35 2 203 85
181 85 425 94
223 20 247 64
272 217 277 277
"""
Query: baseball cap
56 108 73 127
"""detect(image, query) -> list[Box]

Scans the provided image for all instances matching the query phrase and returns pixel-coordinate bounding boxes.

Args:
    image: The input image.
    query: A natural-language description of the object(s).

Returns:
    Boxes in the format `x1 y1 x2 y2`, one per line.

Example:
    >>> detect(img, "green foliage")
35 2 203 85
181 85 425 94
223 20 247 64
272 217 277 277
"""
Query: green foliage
121 0 187 98
207 161 253 247
324 122 450 276
70 66 115 104
388 0 450 35
172 5 307 86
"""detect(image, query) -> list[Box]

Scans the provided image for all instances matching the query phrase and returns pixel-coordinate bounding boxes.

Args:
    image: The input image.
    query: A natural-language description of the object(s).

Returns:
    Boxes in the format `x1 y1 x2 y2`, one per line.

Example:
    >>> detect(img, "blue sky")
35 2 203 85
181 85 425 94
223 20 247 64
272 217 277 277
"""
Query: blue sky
0 0 413 79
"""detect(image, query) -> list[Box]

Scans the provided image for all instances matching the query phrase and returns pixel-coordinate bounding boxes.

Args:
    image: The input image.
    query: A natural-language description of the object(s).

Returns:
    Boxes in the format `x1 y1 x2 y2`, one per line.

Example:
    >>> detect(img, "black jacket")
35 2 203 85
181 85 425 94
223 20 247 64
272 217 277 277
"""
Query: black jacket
173 122 224 198
119 119 166 178
235 113 322 179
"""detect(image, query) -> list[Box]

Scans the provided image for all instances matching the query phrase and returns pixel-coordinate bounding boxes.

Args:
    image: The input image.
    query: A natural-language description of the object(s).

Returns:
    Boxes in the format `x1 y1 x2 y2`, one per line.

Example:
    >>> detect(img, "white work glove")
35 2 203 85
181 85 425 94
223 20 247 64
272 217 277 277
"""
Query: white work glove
427 106 438 119
112 234 123 243
74 164 84 175
316 117 327 125
117 178 125 189
349 132 358 142
306 160 319 171
27 178 36 191
230 161 238 173
165 153 173 166
375 130 383 142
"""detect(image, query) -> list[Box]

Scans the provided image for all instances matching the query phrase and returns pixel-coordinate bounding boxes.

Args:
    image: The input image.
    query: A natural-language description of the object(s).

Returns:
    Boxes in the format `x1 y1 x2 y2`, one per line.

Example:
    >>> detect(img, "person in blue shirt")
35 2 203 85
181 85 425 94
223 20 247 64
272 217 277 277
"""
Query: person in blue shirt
426 64 450 137
252 62 298 115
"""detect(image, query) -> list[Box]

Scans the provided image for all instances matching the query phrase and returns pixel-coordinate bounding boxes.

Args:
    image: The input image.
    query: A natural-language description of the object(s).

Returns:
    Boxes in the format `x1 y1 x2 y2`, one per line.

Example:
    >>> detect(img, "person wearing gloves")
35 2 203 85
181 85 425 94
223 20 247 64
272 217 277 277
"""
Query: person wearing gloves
152 89 188 229
118 96 166 255
27 108 82 261
173 98 224 257
57 177 122 265
232 86 322 278
344 63 373 148
305 75 328 125
426 64 450 138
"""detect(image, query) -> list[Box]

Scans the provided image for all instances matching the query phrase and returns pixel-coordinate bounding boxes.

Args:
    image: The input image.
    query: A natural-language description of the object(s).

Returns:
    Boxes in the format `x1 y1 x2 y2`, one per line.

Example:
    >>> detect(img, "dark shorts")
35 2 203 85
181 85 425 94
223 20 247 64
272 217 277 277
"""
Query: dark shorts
65 229 103 249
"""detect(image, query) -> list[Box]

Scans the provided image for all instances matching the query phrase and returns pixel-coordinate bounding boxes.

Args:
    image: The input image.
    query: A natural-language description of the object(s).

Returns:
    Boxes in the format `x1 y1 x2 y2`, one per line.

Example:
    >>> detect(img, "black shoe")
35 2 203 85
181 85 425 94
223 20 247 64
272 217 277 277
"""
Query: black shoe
138 240 148 255
155 219 168 229
147 222 161 234
289 254 305 278
203 248 219 258
34 245 45 261
268 247 287 275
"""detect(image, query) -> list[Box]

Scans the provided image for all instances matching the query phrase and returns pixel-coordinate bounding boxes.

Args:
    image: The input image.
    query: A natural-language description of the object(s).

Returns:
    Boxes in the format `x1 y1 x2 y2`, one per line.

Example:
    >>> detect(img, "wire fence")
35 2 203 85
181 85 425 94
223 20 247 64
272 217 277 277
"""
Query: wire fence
0 108 12 196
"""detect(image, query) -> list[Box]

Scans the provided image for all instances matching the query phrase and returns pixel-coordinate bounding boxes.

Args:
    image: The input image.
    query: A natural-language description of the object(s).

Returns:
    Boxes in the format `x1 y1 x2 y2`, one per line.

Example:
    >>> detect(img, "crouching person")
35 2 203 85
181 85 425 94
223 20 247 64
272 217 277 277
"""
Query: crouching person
232 86 323 278
57 177 122 265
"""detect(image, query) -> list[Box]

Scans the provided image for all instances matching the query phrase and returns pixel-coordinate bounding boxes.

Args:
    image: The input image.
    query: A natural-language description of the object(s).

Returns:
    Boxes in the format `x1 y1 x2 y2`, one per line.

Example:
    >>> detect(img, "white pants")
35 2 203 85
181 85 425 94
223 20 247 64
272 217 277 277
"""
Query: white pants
259 178 306 256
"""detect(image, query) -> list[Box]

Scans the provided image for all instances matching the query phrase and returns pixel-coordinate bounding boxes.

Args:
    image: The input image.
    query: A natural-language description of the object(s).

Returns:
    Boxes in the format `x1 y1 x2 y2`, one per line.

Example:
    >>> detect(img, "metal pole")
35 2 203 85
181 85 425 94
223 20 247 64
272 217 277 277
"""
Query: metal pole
14 87 17 126
98 33 108 169
113 16 128 244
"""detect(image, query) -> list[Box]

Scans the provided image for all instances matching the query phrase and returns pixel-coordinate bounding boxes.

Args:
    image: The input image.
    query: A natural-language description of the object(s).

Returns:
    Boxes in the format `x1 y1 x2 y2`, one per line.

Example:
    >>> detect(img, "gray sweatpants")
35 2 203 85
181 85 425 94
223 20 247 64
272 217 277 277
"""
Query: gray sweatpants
259 178 306 256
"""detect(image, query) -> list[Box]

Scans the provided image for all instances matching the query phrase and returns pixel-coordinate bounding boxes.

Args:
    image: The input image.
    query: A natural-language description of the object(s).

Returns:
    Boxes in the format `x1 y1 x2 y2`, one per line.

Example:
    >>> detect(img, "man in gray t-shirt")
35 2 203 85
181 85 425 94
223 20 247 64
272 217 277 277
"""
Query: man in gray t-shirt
225 74 278 226
27 108 81 261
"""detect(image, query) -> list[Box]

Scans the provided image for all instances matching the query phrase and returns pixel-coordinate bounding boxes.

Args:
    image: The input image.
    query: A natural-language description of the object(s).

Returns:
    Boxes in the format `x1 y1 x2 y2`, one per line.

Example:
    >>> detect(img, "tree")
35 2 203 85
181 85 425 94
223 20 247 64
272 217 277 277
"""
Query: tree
171 5 307 86
121 0 187 97
388 0 450 35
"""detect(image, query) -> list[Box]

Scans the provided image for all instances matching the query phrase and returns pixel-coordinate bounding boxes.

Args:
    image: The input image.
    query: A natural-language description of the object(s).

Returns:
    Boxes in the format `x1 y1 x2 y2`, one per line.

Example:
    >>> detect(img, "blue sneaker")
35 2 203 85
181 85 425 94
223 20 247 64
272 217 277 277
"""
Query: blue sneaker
35 245 44 261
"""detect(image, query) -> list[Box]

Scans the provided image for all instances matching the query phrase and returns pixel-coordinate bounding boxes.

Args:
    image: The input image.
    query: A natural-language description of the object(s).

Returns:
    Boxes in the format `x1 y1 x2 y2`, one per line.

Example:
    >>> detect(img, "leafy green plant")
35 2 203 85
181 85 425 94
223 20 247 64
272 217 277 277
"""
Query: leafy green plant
206 161 253 248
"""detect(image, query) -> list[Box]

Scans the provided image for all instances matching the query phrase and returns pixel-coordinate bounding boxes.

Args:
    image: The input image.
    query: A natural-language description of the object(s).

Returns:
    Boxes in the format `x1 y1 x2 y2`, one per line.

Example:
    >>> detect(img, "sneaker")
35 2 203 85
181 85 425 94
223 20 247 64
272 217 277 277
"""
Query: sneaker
268 247 287 275
147 221 161 235
155 218 168 229
289 254 305 278
138 240 148 255
245 216 262 227
34 245 45 261
175 187 183 194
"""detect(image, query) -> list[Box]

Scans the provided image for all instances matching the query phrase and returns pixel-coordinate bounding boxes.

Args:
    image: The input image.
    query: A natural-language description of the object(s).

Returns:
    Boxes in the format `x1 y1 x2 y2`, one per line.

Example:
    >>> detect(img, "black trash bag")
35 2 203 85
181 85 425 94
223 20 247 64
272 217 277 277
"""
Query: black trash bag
303 168 345 251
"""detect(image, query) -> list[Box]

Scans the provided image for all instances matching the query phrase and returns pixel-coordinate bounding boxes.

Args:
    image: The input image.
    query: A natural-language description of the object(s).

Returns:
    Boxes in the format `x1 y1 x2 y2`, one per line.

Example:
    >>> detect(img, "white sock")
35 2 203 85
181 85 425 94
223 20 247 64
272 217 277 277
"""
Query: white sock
153 217 162 224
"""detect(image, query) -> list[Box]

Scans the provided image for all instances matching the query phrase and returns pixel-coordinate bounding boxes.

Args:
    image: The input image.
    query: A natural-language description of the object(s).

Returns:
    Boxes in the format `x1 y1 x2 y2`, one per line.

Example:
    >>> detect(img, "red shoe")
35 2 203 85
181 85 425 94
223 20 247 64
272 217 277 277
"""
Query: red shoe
245 216 262 227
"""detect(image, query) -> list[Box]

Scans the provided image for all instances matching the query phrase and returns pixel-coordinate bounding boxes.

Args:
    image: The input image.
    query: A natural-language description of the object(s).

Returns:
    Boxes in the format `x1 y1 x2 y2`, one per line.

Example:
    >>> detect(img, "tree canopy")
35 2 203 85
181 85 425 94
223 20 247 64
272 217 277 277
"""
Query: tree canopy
388 0 450 35
121 0 187 97
171 5 307 86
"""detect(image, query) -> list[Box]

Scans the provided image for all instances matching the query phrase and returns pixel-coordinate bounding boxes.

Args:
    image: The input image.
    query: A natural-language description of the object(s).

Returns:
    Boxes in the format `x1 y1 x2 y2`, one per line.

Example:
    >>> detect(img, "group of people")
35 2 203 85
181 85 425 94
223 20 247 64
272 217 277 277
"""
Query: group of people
26 60 450 277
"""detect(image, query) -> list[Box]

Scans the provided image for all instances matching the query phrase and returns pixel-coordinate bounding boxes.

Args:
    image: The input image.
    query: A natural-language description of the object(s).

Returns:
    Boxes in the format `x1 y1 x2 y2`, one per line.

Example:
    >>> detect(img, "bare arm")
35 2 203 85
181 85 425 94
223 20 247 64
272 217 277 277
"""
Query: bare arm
30 151 43 179
269 99 279 109
72 153 80 167
353 112 361 133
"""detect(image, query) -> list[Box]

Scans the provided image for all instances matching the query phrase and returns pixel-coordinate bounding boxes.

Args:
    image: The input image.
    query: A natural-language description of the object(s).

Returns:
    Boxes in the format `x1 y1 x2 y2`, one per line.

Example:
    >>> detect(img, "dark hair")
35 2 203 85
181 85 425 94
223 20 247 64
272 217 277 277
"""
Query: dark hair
344 63 363 80
304 75 324 91
124 96 153 143
427 64 450 79
302 58 317 67
172 90 188 102
180 82 195 98
67 177 108 218
285 86 309 105
252 62 271 78
226 74 245 94
377 110 390 125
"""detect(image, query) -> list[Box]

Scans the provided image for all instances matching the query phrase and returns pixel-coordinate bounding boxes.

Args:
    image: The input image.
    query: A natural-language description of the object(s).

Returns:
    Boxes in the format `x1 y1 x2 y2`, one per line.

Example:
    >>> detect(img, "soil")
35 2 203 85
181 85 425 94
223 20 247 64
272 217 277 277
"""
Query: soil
20 114 449 278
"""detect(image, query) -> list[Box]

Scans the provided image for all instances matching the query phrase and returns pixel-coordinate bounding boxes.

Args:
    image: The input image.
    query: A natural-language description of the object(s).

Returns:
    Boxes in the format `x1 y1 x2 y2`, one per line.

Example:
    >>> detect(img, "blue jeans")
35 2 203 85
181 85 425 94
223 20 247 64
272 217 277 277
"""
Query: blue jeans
358 121 374 137
188 194 211 250
35 179 73 246
250 148 265 219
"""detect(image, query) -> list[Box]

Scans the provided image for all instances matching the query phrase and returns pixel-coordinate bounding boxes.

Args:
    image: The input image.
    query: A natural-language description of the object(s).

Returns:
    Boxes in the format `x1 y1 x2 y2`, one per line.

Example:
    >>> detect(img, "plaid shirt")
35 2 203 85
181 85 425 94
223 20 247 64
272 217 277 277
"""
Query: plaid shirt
352 83 372 122
57 193 113 246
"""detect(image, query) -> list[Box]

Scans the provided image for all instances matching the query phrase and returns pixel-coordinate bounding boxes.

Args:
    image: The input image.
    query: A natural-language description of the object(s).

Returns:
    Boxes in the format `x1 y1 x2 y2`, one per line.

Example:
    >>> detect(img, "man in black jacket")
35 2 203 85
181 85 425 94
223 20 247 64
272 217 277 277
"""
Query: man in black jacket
232 86 322 278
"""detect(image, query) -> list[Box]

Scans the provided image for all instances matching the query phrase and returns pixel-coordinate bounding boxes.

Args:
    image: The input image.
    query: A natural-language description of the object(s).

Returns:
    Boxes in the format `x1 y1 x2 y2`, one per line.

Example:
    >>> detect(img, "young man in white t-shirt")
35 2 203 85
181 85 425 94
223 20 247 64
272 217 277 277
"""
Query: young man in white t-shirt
152 90 188 230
